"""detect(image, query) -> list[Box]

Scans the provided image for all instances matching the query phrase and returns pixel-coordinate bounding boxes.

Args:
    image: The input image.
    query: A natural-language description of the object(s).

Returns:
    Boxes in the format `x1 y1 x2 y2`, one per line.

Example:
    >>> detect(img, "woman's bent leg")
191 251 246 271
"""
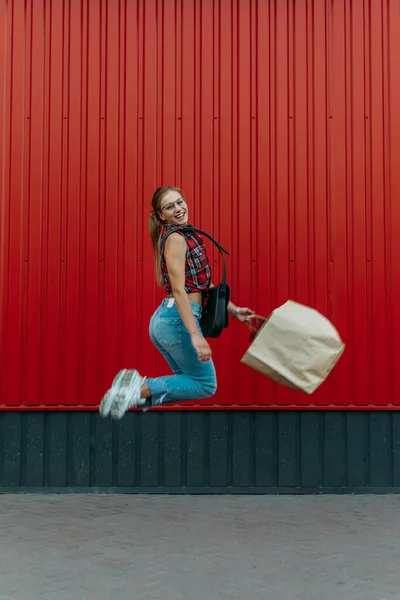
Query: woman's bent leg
102 299 217 419
146 300 217 406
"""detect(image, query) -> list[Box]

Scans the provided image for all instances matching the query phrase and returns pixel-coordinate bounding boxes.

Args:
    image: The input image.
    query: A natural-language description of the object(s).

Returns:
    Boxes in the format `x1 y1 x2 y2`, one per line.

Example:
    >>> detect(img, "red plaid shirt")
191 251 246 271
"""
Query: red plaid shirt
160 225 212 294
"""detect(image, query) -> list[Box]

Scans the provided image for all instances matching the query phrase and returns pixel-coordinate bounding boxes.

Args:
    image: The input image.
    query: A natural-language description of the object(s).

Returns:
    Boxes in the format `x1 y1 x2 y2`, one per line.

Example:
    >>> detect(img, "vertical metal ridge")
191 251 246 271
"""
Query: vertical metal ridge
30 0 45 408
250 409 256 486
20 0 32 409
39 0 50 409
65 0 83 409
346 1 356 407
19 413 29 487
175 0 181 185
387 1 400 406
116 0 125 373
343 410 348 487
0 408 3 482
157 411 165 486
270 0 277 317
367 409 372 486
89 409 96 486
288 0 295 302
20 413 27 487
381 0 392 405
156 0 161 186
66 411 72 486
83 1 101 404
297 410 303 487
136 0 144 372
363 1 374 407
226 410 233 487
134 0 142 374
212 0 217 242
99 0 107 386
180 411 187 486
391 412 399 486
326 0 333 328
5 1 24 408
77 0 88 404
111 414 119 487
58 0 69 407
389 411 394 486
0 0 6 407
203 410 210 486
250 0 257 325
213 0 220 246
306 0 314 310
45 0 63 408
344 0 353 408
43 411 50 486
196 0 201 227
178 0 184 188
321 411 326 487
370 0 389 407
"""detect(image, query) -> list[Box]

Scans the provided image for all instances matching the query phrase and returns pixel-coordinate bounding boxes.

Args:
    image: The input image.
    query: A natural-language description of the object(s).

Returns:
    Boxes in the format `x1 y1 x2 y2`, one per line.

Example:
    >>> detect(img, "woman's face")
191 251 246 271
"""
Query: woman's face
158 190 189 226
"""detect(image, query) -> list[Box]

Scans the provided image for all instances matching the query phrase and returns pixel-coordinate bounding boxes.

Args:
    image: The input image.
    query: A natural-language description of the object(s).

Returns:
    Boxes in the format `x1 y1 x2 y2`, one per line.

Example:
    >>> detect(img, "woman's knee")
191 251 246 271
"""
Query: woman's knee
201 376 217 398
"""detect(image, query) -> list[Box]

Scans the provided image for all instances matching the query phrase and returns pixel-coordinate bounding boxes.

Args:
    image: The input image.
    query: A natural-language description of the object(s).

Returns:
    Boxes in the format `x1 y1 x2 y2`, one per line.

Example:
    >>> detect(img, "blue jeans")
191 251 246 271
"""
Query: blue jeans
146 298 217 406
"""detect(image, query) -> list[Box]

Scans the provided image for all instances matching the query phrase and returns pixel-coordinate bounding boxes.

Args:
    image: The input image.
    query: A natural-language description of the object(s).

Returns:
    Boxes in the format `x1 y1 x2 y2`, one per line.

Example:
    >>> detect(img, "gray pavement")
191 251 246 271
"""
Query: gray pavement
0 494 399 600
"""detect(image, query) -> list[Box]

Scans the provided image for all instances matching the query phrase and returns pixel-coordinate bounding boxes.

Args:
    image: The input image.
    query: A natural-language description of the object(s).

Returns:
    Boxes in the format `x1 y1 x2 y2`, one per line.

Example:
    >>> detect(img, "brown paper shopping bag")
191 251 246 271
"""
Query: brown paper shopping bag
241 300 345 394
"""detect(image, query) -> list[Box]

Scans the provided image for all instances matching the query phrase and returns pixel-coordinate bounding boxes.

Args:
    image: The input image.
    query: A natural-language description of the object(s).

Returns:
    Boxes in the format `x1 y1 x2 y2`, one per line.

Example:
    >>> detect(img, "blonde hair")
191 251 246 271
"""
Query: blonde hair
149 186 182 287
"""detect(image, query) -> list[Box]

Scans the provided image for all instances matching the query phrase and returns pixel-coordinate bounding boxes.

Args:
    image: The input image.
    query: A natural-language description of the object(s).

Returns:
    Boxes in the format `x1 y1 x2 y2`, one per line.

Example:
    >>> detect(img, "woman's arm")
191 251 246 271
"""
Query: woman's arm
209 284 255 323
164 233 212 362
164 233 200 335
228 302 255 322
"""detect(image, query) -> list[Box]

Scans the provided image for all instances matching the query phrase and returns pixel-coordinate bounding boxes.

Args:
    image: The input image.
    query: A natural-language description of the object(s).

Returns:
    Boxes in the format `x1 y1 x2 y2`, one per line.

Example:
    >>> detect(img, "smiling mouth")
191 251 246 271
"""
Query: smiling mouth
175 212 186 219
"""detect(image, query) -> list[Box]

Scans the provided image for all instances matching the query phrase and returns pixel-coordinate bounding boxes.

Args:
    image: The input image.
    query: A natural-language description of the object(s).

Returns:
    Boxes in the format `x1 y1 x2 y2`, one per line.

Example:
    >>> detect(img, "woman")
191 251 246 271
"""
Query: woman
99 186 254 420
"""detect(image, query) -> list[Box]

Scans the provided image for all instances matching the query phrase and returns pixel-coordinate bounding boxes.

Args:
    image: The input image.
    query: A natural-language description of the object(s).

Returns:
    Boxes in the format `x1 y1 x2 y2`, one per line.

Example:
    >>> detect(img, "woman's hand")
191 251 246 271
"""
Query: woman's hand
191 332 212 362
236 307 255 323
231 306 256 324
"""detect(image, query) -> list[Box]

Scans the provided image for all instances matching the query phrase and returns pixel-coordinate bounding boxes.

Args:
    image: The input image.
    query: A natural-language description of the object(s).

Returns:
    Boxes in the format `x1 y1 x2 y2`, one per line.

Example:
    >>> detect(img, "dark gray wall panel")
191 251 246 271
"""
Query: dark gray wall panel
1 411 400 493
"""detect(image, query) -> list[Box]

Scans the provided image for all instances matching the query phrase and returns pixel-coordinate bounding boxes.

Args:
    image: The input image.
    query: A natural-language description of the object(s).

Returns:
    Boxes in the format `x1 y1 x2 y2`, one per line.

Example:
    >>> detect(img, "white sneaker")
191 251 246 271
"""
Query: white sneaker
110 369 146 420
99 369 127 417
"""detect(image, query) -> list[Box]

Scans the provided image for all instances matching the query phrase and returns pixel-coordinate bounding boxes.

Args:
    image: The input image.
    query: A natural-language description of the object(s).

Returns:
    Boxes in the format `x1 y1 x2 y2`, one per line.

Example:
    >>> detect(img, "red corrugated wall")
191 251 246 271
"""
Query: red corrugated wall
1 0 399 411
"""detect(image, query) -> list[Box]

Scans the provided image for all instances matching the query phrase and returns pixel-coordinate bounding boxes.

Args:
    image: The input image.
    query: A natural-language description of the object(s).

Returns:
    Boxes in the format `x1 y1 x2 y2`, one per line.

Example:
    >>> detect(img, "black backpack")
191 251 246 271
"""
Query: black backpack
160 225 230 338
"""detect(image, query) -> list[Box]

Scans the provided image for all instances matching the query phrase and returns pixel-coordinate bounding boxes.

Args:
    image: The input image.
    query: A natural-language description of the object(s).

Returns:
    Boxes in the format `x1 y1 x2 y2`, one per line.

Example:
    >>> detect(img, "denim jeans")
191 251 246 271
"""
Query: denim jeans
146 298 217 406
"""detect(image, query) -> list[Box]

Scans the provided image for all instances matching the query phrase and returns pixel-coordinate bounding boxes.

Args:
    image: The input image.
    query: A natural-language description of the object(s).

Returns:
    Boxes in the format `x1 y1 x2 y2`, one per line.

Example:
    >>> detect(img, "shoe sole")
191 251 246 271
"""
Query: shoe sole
99 369 127 417
111 370 140 420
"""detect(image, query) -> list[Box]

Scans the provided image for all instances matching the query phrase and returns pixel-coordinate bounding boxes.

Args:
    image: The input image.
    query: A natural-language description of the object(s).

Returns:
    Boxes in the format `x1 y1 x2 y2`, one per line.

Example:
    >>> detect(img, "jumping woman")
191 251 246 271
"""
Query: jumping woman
99 186 254 420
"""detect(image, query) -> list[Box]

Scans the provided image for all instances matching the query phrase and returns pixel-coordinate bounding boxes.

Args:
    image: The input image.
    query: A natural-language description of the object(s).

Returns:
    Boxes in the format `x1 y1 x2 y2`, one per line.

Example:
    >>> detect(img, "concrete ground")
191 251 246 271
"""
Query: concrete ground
0 494 399 600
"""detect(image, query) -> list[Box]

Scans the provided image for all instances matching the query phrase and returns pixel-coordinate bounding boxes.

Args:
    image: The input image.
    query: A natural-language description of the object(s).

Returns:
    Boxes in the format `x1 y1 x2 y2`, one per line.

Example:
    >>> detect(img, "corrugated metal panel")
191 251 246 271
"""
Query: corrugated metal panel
1 410 400 492
0 0 399 410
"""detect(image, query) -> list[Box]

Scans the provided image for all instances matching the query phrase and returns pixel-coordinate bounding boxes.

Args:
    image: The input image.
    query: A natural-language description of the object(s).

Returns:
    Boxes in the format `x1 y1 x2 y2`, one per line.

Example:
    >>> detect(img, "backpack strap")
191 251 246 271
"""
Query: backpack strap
160 225 230 286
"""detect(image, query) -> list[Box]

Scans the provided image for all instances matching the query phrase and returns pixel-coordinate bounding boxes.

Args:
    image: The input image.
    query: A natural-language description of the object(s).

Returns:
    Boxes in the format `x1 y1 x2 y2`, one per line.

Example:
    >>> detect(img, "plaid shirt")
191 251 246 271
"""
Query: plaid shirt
160 224 212 294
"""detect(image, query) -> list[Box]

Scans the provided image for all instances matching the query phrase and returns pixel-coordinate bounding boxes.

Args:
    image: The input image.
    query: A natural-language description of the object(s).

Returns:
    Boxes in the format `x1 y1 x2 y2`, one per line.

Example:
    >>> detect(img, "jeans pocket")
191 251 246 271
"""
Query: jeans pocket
155 317 182 347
